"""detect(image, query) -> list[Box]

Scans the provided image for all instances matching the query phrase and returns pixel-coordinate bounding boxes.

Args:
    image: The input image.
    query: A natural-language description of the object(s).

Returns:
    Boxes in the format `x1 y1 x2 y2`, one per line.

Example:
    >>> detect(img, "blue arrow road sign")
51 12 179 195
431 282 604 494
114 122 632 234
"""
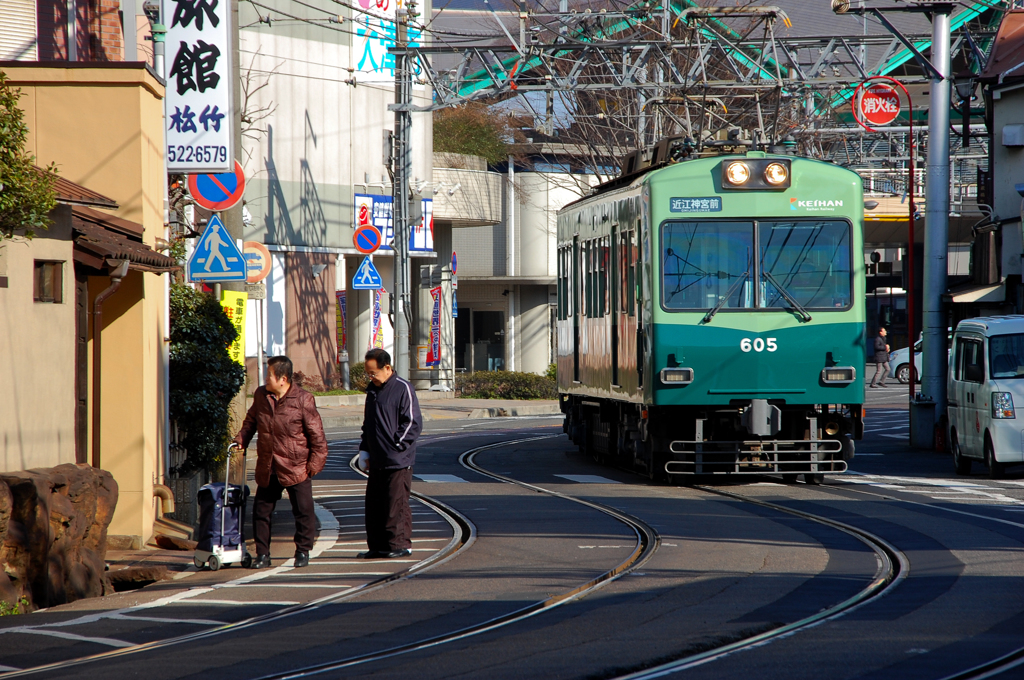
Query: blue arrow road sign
352 256 383 290
188 215 247 282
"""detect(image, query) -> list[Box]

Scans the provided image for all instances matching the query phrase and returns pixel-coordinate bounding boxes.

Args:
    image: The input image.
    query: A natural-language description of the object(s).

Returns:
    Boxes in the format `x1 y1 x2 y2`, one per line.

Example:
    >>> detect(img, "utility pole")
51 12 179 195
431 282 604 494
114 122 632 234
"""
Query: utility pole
392 2 413 379
920 3 952 440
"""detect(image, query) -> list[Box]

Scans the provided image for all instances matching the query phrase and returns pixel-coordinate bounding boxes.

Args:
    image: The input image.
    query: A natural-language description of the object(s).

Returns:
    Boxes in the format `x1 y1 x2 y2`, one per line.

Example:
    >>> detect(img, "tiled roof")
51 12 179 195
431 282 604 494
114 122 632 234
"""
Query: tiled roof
72 206 179 274
42 170 120 210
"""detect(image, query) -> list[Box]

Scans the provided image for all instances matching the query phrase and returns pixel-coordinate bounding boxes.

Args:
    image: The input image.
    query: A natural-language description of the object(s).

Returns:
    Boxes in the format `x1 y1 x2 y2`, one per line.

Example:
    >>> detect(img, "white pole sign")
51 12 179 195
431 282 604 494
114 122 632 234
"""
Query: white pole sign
163 0 234 173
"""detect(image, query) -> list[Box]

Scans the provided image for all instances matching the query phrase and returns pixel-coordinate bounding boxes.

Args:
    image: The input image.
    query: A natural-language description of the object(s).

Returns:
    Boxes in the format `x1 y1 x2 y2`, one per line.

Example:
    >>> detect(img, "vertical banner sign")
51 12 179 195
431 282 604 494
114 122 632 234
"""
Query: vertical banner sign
164 0 234 173
336 291 347 362
370 288 384 349
352 0 423 84
426 286 441 368
220 291 247 365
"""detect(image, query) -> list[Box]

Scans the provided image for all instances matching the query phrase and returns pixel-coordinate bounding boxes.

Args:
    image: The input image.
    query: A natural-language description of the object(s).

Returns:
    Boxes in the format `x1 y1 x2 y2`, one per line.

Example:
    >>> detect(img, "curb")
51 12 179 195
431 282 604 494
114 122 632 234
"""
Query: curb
467 405 562 419
321 404 561 428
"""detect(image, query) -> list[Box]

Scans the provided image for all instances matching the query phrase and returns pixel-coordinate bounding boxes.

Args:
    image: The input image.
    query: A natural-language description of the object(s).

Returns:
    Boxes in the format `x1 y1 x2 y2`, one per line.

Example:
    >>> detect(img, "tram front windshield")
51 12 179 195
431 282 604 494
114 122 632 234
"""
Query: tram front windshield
662 219 852 311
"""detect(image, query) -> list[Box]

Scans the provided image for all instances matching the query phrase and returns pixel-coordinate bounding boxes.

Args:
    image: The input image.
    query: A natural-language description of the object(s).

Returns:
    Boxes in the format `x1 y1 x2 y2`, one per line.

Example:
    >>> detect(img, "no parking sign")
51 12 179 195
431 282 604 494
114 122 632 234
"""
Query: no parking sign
188 161 246 212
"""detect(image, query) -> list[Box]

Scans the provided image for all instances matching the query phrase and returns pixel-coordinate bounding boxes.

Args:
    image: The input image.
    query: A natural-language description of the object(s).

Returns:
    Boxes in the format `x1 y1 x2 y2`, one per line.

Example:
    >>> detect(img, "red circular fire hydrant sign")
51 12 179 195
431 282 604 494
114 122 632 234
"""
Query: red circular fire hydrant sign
858 83 901 127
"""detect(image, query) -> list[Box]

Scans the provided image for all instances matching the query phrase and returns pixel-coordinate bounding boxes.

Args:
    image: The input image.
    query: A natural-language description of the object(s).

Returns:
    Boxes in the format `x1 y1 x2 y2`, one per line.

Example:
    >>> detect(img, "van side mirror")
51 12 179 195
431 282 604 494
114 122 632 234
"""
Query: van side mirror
965 363 984 383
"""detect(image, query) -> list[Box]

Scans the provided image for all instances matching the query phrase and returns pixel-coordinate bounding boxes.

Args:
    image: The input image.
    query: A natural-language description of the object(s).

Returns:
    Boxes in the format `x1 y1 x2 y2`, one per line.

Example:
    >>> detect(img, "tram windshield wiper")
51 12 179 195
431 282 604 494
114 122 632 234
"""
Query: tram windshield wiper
762 271 813 322
702 266 750 324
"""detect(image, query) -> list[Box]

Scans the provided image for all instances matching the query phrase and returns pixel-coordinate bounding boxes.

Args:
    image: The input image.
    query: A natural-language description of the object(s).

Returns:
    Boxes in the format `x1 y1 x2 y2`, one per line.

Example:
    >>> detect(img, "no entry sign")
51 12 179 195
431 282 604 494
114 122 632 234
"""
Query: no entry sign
188 160 246 212
857 83 901 127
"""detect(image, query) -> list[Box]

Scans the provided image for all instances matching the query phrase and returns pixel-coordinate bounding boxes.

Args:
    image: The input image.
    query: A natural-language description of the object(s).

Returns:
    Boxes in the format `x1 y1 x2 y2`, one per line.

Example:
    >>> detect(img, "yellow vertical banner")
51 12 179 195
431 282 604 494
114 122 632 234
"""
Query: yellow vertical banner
220 291 248 365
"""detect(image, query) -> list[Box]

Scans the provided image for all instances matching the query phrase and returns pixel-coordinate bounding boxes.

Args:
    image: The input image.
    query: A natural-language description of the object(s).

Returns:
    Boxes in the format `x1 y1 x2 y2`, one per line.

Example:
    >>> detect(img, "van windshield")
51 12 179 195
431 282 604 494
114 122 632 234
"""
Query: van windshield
989 334 1024 379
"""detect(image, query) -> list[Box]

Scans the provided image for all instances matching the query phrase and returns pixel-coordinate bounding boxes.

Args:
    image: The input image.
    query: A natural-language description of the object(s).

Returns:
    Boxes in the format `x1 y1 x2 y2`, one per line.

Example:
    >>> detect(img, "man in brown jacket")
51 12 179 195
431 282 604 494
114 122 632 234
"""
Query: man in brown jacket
234 356 327 568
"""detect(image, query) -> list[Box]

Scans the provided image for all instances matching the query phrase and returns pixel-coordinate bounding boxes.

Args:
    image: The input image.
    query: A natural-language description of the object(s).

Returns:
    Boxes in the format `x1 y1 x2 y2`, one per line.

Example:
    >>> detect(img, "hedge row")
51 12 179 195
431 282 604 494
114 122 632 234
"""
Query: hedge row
455 370 557 400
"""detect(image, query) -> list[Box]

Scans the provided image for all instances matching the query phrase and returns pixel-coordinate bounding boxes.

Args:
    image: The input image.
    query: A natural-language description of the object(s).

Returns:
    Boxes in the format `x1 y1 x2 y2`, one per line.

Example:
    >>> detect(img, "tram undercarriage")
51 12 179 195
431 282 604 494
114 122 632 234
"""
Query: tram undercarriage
561 396 861 483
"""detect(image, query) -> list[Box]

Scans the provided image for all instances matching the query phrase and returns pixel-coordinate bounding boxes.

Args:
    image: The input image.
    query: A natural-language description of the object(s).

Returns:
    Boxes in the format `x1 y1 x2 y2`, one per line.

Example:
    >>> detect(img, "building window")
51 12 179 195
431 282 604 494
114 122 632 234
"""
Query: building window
34 261 64 303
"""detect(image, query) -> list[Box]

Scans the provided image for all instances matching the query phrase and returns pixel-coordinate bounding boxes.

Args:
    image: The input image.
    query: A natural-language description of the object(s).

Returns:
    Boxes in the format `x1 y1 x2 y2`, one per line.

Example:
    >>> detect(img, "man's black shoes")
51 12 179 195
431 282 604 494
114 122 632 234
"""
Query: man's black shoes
357 550 385 559
357 549 412 559
250 554 272 569
293 552 309 568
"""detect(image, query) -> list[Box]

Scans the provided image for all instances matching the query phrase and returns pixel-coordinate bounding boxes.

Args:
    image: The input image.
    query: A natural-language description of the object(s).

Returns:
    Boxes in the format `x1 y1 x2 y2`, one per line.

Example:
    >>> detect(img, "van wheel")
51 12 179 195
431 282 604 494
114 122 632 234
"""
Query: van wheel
952 430 971 475
804 473 824 485
985 438 1005 479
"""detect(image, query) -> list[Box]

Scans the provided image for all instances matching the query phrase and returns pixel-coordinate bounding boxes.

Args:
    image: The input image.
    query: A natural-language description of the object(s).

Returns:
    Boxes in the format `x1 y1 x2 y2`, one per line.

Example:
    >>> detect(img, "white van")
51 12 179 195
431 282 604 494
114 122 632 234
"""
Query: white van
947 316 1024 478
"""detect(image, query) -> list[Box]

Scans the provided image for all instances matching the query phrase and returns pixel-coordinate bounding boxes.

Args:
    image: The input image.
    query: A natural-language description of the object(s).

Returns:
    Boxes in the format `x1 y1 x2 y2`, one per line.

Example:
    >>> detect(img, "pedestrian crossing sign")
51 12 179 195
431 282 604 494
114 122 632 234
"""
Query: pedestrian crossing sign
352 256 384 290
188 215 247 282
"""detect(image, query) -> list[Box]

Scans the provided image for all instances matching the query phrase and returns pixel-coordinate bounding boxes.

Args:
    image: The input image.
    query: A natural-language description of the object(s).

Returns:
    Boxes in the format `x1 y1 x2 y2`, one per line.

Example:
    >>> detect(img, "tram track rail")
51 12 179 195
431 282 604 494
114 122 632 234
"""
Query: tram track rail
249 435 660 680
785 477 1024 680
251 435 913 680
608 484 908 680
0 441 482 679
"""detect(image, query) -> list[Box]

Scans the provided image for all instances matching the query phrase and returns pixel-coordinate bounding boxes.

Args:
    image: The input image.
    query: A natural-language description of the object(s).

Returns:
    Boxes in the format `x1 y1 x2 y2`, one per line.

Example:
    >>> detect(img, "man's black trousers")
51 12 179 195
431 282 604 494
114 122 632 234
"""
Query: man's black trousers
364 467 413 552
253 474 316 556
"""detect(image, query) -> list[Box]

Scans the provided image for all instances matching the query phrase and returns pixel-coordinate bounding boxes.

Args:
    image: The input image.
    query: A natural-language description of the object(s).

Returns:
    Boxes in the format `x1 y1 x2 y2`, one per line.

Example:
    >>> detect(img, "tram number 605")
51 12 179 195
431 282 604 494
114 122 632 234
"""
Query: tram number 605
740 338 777 353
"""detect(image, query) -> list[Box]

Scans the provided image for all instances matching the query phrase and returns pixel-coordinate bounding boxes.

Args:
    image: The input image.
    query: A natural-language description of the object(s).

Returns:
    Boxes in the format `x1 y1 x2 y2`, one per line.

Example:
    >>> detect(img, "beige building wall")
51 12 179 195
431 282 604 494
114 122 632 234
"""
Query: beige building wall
0 219 76 470
6 64 168 546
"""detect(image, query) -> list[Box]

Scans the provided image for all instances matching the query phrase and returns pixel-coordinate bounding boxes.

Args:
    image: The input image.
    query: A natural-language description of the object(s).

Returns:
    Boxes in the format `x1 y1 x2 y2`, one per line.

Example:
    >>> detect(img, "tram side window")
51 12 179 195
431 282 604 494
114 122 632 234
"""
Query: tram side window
556 248 565 320
600 237 609 316
619 230 637 316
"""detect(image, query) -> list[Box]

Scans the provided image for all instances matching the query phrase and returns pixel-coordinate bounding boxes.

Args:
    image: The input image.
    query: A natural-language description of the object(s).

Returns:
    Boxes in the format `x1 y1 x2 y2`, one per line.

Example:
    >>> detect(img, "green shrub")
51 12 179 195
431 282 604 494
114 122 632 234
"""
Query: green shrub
456 370 557 400
0 597 29 616
349 362 371 392
169 284 246 474
545 362 557 381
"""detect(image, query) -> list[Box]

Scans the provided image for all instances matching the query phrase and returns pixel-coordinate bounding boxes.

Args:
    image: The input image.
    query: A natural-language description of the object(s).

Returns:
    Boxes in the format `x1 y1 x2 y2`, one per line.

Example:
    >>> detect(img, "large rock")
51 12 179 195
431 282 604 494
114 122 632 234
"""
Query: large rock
0 465 117 610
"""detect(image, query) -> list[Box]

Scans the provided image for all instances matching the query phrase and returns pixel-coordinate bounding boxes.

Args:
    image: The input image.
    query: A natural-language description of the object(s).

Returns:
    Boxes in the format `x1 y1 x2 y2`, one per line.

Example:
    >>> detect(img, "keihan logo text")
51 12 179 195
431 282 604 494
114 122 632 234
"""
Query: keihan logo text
790 198 843 211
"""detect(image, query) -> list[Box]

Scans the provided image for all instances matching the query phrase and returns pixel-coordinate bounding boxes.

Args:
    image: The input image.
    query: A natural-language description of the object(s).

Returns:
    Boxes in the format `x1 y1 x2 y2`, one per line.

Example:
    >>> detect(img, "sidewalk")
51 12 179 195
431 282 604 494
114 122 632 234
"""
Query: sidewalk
316 396 561 429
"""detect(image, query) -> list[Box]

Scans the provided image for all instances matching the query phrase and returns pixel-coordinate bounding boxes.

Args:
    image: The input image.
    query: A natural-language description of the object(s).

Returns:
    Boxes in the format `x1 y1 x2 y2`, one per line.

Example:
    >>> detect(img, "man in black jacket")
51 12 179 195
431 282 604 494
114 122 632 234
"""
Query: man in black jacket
870 327 890 388
357 348 423 559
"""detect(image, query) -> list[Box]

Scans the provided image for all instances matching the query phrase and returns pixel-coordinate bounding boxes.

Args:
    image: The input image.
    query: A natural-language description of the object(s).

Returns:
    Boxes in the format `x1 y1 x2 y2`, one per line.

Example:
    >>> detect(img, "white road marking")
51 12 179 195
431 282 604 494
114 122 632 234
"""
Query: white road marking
269 572 393 577
175 599 299 606
554 474 623 484
880 434 908 439
0 665 20 671
2 629 133 648
107 613 225 625
220 583 353 589
865 425 910 433
414 474 469 483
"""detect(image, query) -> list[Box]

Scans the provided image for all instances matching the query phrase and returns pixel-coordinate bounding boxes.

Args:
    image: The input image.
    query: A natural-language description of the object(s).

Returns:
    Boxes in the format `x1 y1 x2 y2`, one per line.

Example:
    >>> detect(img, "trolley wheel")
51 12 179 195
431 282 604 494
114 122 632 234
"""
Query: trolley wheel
951 430 971 475
242 553 253 569
804 473 824 485
985 438 1004 480
208 555 222 571
193 556 206 569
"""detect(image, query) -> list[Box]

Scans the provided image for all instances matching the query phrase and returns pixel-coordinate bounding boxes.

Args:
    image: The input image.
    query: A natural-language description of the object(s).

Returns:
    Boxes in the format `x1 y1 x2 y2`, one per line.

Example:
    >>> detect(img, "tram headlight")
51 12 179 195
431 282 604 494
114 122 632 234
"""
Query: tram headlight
992 392 1016 419
764 162 789 186
724 161 750 185
660 368 694 384
821 367 856 384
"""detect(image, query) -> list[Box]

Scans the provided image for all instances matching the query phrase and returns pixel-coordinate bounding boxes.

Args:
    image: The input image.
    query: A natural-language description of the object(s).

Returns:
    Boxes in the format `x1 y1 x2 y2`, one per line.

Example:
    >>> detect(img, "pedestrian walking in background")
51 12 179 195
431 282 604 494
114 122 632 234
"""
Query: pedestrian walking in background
234 355 327 568
870 328 891 388
357 348 422 559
